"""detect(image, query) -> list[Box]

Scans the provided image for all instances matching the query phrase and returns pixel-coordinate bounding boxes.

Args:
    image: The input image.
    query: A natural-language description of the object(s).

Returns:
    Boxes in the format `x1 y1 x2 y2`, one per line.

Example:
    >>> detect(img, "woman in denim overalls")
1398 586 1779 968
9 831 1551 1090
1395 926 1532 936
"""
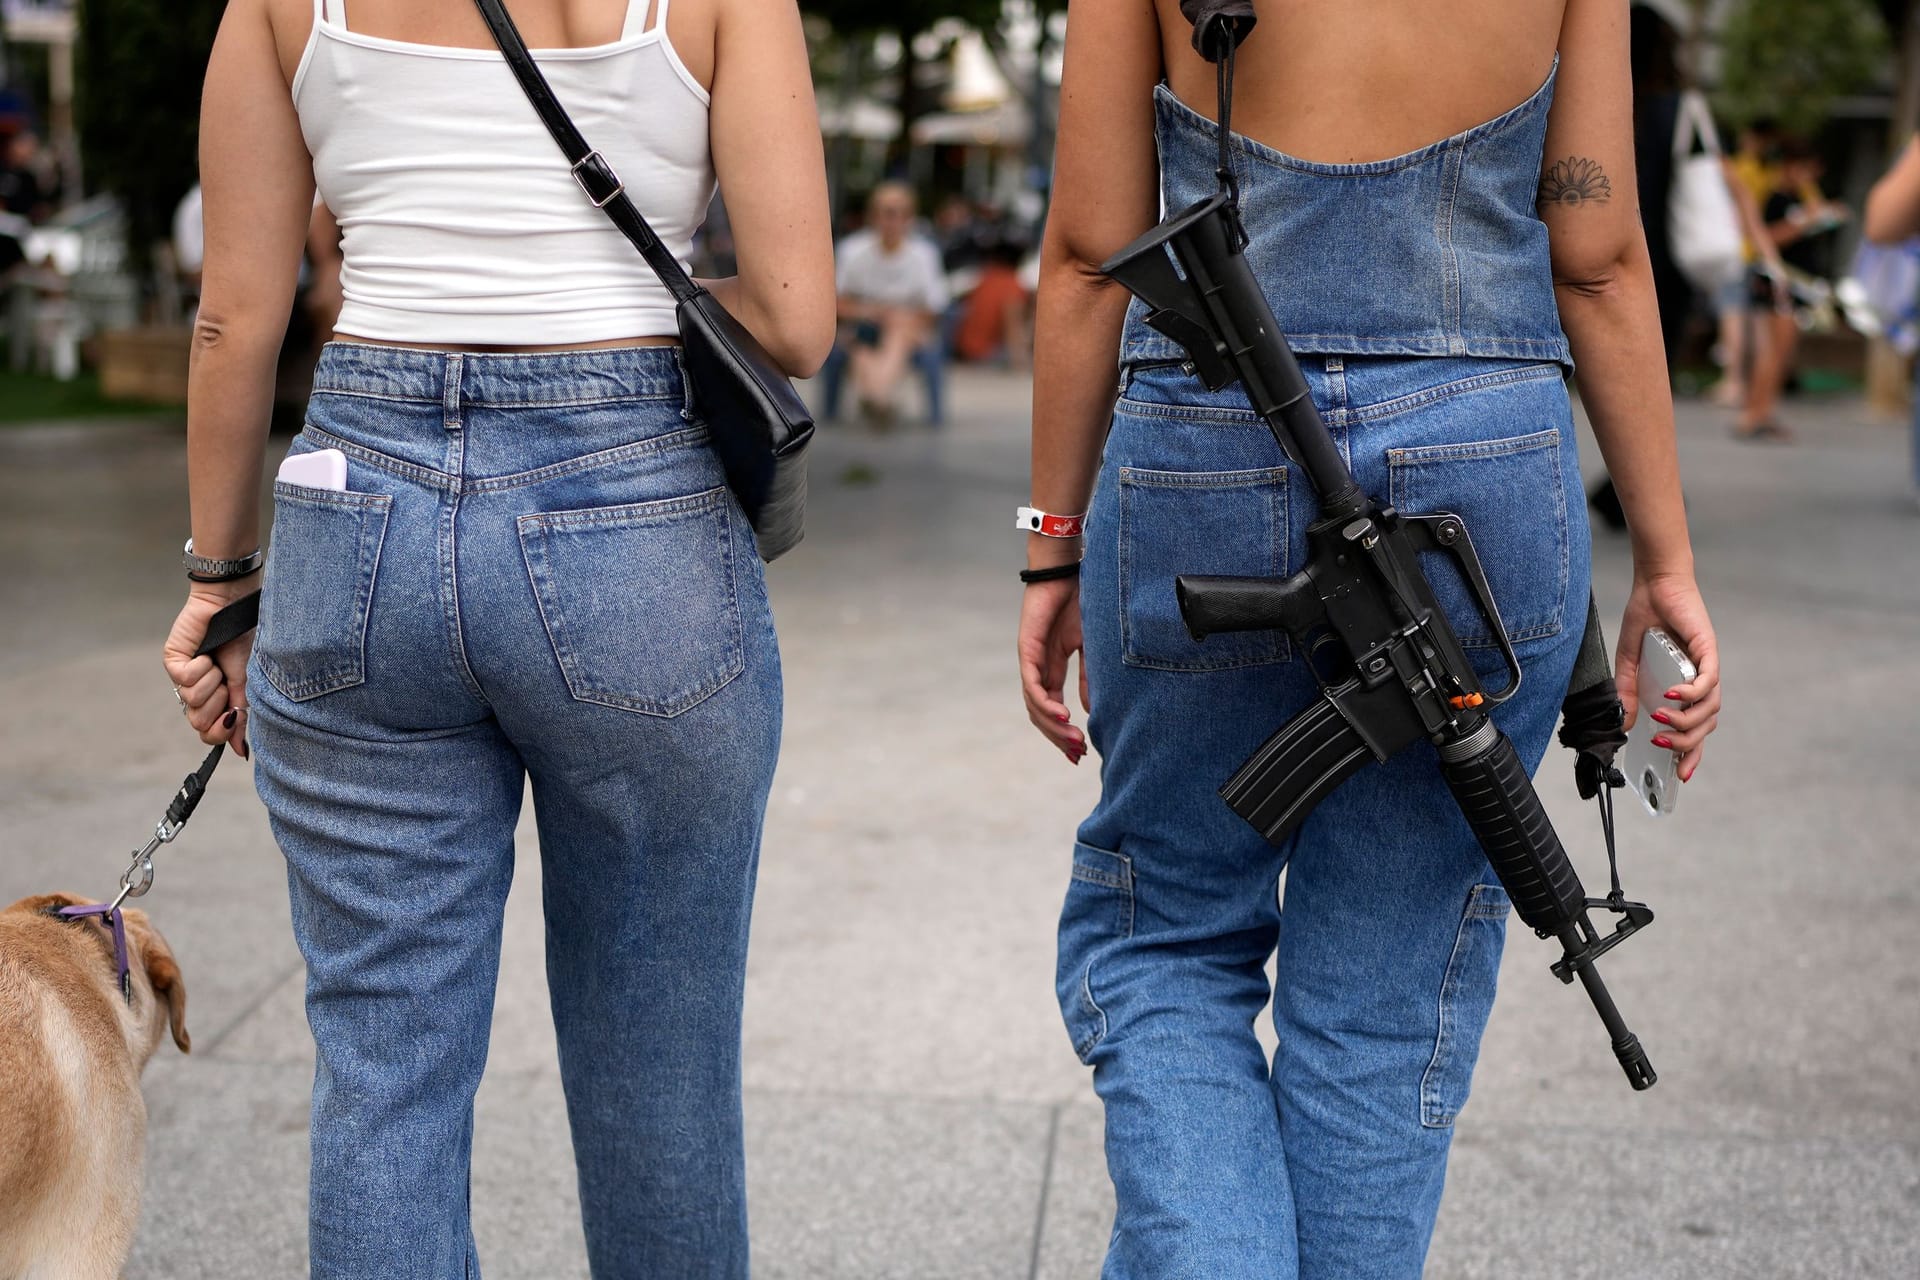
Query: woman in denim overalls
1018 2 1724 1275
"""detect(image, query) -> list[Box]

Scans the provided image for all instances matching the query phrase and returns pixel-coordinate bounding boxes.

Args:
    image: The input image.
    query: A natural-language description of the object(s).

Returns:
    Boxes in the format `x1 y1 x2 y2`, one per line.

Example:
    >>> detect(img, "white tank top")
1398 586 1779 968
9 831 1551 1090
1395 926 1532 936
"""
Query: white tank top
293 0 712 344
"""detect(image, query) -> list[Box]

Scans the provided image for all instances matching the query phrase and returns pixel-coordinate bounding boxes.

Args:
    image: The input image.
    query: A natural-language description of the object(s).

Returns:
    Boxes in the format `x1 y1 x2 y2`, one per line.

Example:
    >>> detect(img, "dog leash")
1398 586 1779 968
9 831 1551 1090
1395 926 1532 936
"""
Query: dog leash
55 591 261 1000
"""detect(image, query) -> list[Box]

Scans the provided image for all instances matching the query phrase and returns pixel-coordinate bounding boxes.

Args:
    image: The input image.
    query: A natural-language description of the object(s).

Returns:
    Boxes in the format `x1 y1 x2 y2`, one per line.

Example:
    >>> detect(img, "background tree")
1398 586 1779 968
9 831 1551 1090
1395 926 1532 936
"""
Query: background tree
806 0 1002 164
1714 0 1890 135
75 0 221 271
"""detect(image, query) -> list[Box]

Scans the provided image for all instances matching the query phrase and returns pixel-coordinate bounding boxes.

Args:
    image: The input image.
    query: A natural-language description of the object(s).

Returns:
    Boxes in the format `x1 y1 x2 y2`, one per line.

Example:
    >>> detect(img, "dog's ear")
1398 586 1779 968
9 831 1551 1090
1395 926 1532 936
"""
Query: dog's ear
18 891 90 917
141 930 191 1054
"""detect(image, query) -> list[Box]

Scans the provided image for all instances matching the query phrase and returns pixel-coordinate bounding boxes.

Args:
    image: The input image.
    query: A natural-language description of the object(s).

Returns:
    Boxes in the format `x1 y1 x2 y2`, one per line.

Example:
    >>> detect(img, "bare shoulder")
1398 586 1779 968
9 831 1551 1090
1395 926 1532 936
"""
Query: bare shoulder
676 0 791 96
253 0 317 88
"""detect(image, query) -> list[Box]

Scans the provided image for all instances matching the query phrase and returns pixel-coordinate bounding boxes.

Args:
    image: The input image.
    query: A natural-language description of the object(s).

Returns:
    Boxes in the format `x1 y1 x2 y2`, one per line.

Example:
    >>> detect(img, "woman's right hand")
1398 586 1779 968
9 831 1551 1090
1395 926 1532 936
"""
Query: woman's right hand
1018 576 1090 765
1613 567 1719 783
161 579 257 759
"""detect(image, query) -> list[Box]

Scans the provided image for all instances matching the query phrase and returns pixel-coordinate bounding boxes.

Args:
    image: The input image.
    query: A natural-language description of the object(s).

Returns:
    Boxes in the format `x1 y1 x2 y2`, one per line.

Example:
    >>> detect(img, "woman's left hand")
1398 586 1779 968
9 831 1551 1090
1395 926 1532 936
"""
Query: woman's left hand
1614 568 1720 783
161 580 257 759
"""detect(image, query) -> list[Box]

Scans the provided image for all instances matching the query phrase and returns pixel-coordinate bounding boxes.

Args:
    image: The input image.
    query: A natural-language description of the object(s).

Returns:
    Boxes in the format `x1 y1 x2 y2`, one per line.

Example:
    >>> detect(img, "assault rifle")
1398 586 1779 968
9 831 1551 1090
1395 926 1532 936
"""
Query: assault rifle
1103 8 1658 1088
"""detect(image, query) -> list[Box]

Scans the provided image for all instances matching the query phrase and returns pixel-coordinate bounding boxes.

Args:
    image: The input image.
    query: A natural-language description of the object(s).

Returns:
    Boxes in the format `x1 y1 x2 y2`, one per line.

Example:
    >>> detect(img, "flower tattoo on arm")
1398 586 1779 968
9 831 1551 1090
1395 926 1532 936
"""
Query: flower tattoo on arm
1539 157 1613 208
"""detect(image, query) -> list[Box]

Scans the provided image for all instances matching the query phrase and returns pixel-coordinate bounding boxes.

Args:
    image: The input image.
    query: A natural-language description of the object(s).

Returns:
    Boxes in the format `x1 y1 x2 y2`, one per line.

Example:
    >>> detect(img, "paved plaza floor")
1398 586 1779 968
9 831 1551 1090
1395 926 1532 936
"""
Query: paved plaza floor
2 368 1916 1278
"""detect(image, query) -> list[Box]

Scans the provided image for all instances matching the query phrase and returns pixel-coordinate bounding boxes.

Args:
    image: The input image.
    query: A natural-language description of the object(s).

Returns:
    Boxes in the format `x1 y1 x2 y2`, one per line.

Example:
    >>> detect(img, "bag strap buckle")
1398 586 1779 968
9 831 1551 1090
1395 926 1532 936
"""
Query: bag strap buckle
571 150 625 208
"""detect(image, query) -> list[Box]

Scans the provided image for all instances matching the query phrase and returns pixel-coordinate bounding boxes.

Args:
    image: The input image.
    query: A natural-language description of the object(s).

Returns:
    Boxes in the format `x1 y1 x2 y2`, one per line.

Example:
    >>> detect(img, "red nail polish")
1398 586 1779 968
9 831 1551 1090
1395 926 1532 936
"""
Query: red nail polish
1055 713 1071 723
1681 767 1694 783
1663 689 1683 702
1651 735 1673 750
1650 709 1672 725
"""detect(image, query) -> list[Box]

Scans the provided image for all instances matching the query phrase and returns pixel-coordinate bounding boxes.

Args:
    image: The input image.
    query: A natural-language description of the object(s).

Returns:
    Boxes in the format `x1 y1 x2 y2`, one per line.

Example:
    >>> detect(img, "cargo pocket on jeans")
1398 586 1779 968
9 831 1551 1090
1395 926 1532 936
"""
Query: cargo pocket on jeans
1387 428 1568 650
1420 882 1511 1127
517 487 744 717
1057 842 1135 1064
1118 466 1290 670
256 482 391 702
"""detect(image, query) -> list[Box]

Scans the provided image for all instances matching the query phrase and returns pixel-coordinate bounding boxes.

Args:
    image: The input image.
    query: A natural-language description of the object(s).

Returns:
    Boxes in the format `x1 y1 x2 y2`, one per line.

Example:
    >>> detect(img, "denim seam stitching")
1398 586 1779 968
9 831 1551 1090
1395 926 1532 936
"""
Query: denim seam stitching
518 487 730 530
461 392 682 408
1124 335 1572 361
1069 849 1133 1060
1440 143 1465 354
1352 366 1565 422
306 387 443 406
1420 889 1481 1128
1115 365 1561 427
1386 425 1561 464
1117 465 1290 487
1113 398 1265 424
299 426 450 489
440 430 490 704
463 427 709 494
312 387 682 408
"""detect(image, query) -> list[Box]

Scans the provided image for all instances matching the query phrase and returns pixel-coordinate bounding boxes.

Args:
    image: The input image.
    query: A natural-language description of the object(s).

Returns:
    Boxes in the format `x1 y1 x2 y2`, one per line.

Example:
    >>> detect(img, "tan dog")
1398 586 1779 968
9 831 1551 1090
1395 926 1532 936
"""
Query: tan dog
0 893 189 1280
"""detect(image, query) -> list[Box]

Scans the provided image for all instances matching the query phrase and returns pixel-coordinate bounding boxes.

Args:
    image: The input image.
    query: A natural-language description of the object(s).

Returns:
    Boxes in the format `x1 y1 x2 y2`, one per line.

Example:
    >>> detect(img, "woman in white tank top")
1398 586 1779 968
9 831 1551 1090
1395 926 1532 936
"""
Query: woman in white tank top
160 2 833 1274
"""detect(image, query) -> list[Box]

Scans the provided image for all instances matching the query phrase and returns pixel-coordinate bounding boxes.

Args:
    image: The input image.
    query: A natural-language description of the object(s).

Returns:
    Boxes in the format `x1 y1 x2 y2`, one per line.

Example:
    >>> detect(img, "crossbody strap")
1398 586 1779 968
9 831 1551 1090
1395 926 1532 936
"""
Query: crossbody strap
471 0 702 305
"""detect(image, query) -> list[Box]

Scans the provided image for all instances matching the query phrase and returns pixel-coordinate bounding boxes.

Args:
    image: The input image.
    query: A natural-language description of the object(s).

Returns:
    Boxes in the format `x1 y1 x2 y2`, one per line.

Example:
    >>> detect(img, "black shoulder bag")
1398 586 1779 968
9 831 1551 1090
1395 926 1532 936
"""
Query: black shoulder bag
472 0 812 560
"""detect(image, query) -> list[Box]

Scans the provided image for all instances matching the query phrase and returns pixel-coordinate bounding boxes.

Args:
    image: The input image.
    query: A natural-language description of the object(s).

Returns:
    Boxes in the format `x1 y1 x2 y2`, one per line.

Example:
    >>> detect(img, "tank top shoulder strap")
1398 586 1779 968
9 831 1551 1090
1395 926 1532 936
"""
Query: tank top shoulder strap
623 0 668 40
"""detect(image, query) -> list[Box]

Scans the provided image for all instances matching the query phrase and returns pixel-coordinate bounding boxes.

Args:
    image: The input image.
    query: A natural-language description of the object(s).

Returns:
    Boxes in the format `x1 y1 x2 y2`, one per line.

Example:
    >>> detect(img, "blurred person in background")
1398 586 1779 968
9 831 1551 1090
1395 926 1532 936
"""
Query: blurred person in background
835 180 948 422
1736 137 1850 442
1863 133 1920 497
1710 118 1786 407
935 191 991 273
952 236 1031 366
0 127 57 222
156 1 833 1275
1018 0 1721 1273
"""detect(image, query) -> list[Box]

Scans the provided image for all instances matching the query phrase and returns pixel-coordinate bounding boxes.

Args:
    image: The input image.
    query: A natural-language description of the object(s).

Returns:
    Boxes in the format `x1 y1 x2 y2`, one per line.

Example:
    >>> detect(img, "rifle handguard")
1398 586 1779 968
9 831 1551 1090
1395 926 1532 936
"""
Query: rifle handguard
1435 720 1589 934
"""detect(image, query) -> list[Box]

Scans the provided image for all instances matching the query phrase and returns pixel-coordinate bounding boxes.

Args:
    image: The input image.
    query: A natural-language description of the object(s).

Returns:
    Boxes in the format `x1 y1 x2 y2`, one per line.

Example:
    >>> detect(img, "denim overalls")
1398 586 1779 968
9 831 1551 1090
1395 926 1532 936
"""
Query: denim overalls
246 345 777 1277
1063 66 1591 1278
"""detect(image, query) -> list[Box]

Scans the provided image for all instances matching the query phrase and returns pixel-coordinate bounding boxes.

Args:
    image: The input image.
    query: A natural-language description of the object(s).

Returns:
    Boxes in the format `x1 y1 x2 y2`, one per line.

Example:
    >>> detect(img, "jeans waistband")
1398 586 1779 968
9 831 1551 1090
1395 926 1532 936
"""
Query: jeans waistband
312 341 689 408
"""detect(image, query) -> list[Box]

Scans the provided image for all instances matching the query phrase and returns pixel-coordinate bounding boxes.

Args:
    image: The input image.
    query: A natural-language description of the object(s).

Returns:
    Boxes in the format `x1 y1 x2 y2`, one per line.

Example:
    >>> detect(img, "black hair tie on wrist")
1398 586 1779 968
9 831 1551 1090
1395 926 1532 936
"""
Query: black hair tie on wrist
1020 561 1082 585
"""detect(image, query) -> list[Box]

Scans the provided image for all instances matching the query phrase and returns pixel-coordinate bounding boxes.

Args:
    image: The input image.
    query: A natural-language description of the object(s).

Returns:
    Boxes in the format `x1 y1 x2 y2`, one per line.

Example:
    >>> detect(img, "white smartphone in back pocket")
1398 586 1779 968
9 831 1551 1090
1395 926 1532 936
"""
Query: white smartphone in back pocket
277 448 347 492
1622 628 1697 818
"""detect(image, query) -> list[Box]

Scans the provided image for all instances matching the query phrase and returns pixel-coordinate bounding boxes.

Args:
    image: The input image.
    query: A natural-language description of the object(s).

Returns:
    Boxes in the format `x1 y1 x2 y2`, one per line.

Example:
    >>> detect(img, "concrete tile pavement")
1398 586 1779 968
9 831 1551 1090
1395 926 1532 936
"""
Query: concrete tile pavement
0 368 1915 1277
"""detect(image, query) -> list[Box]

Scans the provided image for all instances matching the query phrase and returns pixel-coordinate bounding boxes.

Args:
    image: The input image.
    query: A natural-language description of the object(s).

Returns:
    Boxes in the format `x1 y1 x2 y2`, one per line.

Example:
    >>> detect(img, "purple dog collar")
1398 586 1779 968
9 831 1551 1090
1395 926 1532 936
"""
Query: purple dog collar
57 903 131 1002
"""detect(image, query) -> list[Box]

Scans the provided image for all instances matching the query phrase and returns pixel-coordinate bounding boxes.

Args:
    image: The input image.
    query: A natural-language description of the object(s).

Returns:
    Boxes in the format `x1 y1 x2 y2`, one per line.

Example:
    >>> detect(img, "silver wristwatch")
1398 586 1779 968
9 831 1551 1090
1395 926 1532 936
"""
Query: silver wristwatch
183 538 264 581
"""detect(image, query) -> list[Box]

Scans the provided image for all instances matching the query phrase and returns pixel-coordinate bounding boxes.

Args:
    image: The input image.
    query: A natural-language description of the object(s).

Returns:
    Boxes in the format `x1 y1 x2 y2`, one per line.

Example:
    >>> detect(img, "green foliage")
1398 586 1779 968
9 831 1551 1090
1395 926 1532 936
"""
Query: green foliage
1715 0 1890 134
75 0 223 266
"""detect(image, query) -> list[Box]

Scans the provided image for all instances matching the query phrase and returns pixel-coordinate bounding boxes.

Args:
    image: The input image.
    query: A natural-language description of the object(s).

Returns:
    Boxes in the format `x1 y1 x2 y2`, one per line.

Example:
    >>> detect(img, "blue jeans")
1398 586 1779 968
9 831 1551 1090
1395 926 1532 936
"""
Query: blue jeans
247 344 780 1279
1063 355 1589 1278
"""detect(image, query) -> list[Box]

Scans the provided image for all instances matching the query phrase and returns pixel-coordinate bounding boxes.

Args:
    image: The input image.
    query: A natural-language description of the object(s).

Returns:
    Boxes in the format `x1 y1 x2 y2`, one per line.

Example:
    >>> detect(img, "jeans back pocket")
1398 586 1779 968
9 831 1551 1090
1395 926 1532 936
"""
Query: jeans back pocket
256 483 392 702
518 487 744 717
1119 466 1290 671
1387 428 1569 650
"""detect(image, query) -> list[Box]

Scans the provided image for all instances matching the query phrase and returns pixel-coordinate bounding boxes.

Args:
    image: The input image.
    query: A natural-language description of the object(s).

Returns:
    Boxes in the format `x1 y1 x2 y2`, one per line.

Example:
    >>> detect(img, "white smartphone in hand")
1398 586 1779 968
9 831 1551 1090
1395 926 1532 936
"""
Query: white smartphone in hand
1622 628 1697 818
276 448 347 492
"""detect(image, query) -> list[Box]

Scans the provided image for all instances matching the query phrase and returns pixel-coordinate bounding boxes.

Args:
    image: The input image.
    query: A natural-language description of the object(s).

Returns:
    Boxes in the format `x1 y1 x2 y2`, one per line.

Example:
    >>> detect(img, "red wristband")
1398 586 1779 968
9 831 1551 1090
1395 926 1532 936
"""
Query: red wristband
1017 506 1086 538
